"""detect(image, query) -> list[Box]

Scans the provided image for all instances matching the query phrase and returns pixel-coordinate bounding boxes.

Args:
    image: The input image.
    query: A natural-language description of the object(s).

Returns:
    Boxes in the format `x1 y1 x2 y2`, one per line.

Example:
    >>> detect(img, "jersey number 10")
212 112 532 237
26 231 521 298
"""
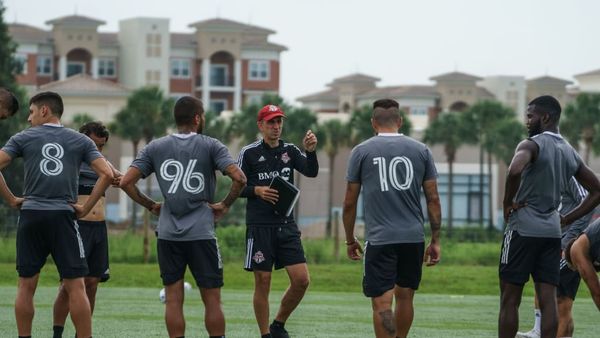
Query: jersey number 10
373 156 414 192
159 159 205 194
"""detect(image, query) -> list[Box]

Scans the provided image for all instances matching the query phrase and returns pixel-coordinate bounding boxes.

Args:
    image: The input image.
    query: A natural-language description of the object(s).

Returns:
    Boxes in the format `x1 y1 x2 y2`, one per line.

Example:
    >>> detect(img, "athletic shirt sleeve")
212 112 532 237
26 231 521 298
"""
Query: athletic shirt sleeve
81 136 103 165
1 131 26 158
211 138 235 173
289 144 318 177
346 145 363 183
131 143 155 178
422 147 438 181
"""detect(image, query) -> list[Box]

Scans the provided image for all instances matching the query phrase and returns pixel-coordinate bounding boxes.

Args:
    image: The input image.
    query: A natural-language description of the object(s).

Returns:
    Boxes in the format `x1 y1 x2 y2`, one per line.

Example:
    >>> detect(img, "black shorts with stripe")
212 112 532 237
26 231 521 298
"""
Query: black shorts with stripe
499 230 561 286
244 224 306 271
558 258 581 300
17 209 88 279
157 238 223 288
362 242 424 297
78 220 110 282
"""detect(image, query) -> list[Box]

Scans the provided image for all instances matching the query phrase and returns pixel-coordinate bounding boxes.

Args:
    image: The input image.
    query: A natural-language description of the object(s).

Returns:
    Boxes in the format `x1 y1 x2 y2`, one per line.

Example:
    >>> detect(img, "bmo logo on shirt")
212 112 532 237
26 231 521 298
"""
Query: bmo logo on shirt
39 143 64 176
159 159 205 194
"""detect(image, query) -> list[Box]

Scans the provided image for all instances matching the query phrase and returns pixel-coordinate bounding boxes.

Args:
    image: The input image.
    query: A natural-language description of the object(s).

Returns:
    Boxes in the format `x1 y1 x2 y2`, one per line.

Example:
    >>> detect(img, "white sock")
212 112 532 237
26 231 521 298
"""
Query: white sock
533 309 541 332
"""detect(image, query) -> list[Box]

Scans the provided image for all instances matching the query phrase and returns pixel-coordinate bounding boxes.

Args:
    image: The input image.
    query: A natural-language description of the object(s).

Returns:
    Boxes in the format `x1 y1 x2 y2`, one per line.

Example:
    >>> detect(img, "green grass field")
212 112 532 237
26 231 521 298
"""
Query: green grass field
0 287 598 337
0 263 598 337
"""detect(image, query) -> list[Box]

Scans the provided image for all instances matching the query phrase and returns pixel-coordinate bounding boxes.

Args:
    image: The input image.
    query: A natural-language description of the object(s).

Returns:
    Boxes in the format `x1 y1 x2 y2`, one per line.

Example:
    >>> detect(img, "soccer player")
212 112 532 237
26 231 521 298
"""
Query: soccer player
51 121 152 338
516 177 593 338
237 104 318 338
499 95 600 338
0 91 113 338
564 218 600 312
343 98 442 338
0 87 20 120
120 96 246 338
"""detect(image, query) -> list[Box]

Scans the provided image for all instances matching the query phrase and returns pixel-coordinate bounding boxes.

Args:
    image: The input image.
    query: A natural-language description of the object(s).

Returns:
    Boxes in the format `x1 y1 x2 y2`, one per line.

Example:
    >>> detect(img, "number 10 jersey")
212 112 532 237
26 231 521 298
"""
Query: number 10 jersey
346 134 438 245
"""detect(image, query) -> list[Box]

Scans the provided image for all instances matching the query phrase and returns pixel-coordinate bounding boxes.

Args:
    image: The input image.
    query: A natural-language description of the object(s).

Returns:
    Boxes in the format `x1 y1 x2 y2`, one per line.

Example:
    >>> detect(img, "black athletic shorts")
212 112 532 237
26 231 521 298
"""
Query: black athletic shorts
17 209 88 279
244 224 306 272
557 258 581 300
157 239 223 288
499 230 561 286
78 220 110 282
362 242 425 297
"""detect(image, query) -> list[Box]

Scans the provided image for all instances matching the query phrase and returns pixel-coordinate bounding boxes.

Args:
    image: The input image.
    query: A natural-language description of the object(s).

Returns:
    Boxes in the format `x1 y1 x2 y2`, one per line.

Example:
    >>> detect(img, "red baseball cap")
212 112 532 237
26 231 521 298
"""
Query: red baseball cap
257 104 285 121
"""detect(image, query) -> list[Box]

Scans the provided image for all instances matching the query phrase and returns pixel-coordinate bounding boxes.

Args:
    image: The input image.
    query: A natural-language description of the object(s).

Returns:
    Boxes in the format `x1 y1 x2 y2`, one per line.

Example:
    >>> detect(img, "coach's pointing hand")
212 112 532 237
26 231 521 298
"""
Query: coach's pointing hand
303 130 317 152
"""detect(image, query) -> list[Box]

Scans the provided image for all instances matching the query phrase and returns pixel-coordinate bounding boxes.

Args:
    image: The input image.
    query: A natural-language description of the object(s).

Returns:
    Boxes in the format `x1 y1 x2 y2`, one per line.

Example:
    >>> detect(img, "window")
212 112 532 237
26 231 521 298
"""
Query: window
170 59 190 78
145 70 161 85
67 62 85 77
209 99 227 114
210 64 229 86
248 60 269 81
36 55 52 75
410 106 428 116
98 59 116 77
14 54 28 74
146 33 162 57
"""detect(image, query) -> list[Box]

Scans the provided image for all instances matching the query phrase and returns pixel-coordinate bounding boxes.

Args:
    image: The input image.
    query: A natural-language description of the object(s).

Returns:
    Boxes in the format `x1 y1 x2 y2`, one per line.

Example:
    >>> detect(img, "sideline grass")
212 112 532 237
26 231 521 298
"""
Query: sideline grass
0 287 598 337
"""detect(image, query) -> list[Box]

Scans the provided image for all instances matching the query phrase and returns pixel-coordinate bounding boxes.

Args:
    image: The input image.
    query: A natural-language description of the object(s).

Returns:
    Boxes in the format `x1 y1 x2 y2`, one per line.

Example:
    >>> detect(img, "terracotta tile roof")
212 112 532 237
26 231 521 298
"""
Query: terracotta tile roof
526 75 572 86
45 15 105 26
8 23 52 44
358 85 440 98
574 69 600 77
38 74 130 96
430 71 483 82
329 73 381 85
188 18 275 34
296 89 339 102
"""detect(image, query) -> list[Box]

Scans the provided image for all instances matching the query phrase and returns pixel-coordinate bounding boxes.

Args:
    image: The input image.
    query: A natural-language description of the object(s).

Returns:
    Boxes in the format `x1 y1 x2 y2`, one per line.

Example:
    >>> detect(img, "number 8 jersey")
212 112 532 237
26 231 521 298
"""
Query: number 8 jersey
131 133 235 240
346 133 438 245
1 124 102 210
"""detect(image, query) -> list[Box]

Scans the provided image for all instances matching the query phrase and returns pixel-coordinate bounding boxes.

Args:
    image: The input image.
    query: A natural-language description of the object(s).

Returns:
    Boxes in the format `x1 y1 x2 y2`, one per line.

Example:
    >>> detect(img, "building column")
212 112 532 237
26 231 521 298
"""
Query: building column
59 55 67 80
234 59 242 112
202 59 211 108
91 57 99 79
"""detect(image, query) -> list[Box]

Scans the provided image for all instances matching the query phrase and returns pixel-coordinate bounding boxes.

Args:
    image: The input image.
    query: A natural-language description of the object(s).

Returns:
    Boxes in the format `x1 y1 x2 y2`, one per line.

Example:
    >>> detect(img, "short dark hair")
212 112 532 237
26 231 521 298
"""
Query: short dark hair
29 91 64 117
528 95 561 122
174 96 203 126
0 87 19 116
372 98 401 126
79 121 109 141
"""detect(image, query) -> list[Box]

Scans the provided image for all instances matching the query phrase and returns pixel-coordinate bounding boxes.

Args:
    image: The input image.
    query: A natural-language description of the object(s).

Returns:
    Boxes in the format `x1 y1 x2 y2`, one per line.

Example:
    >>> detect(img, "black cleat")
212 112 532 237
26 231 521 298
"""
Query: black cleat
269 323 289 338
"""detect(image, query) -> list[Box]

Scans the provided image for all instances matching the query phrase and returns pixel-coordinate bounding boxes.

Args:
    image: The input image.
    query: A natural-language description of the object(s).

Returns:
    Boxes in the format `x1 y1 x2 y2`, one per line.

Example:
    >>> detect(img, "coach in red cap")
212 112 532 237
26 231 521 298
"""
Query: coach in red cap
237 104 318 338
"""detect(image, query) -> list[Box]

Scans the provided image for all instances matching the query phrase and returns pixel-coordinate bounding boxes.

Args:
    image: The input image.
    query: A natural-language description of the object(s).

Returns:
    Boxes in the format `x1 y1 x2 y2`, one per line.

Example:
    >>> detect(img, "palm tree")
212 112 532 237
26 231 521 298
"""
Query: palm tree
319 119 350 238
110 86 173 262
562 93 600 164
485 118 526 166
423 112 472 234
464 101 513 228
284 107 319 219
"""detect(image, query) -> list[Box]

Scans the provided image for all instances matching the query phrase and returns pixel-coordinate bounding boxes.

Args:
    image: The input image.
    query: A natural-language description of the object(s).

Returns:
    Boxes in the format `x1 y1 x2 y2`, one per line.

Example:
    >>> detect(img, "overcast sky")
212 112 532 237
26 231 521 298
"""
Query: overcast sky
5 0 600 104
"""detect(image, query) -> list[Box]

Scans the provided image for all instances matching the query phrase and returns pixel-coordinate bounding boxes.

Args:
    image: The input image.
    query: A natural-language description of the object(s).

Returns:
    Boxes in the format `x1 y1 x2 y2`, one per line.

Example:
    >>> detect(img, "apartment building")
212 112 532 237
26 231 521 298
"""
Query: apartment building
10 14 286 114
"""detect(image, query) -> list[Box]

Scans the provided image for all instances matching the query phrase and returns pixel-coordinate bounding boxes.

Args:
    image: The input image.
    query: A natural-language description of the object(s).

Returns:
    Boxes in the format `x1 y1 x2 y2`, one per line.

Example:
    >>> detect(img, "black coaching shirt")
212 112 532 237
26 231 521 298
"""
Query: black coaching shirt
237 139 318 226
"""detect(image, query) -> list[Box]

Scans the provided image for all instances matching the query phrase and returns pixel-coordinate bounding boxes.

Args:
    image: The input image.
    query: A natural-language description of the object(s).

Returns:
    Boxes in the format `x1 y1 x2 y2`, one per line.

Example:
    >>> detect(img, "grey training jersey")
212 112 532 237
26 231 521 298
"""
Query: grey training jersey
508 132 582 238
584 219 600 271
346 134 438 245
131 133 235 241
1 124 102 210
560 177 592 249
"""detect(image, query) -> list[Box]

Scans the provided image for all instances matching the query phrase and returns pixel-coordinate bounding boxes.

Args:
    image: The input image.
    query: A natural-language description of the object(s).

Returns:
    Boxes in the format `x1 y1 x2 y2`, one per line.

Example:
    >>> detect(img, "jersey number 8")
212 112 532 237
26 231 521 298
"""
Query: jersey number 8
159 159 204 194
39 143 64 176
373 156 414 192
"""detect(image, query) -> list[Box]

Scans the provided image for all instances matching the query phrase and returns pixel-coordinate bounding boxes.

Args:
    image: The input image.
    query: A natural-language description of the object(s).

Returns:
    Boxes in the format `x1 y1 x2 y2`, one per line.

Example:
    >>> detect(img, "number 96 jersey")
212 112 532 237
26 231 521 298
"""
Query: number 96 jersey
131 133 235 240
1 124 102 210
346 134 438 245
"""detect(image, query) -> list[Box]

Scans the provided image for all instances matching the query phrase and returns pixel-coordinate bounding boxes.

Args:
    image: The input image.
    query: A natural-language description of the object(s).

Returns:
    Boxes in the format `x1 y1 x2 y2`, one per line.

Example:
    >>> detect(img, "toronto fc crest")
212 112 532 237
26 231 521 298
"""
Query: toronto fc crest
281 152 290 164
253 251 265 264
